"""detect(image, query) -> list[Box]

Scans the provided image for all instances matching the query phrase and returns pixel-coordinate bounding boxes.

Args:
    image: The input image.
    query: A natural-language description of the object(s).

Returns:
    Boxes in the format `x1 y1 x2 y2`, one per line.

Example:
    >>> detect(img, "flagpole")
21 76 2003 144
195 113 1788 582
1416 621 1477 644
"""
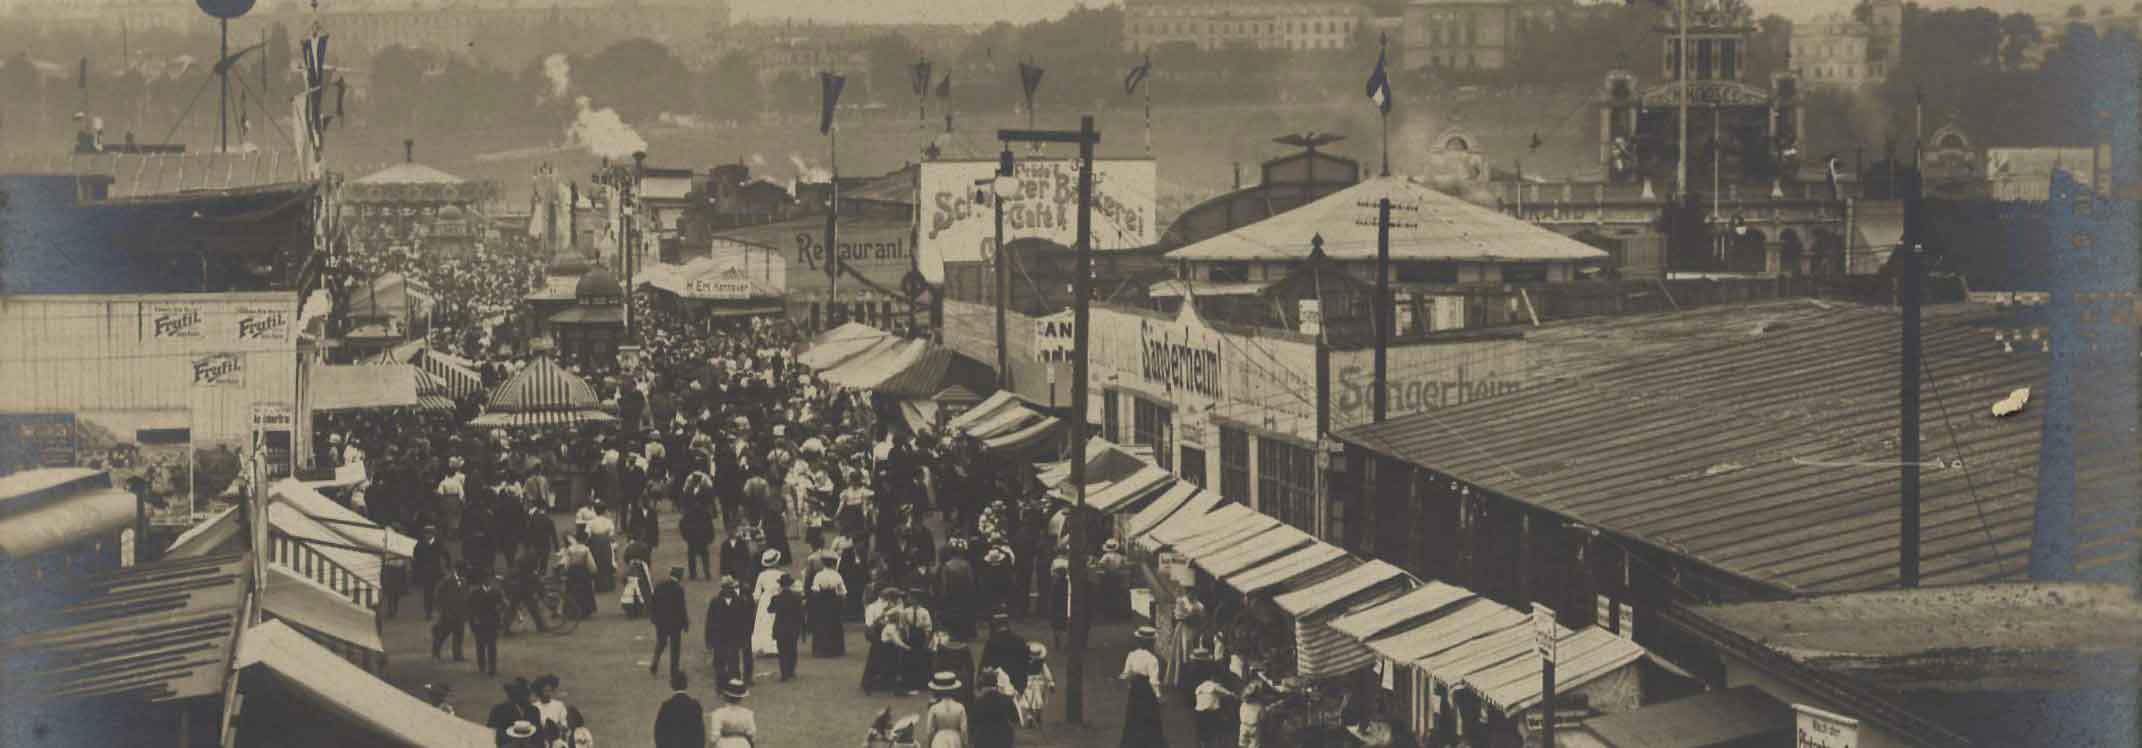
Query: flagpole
1676 0 1689 198
1143 55 1153 159
1379 35 1390 177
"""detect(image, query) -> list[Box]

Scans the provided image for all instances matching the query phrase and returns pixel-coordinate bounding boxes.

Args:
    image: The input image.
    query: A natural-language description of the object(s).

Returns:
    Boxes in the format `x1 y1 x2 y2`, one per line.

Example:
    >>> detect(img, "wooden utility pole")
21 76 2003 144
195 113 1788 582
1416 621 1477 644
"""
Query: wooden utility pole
998 116 1099 724
1898 146 1922 588
989 147 1013 388
1374 197 1391 422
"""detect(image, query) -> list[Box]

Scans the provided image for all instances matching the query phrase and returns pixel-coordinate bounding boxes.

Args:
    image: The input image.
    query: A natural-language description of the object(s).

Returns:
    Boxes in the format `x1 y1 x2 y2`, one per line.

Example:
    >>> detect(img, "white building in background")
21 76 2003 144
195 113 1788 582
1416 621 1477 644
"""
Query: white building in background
1123 0 1370 52
1790 0 1903 88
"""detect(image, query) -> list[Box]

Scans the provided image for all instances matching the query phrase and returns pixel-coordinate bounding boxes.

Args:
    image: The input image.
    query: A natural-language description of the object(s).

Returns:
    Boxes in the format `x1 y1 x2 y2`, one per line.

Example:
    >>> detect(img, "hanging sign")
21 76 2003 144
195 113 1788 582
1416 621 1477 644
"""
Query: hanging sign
1299 299 1323 336
1792 704 1860 748
250 404 292 480
1035 311 1076 364
1531 603 1557 663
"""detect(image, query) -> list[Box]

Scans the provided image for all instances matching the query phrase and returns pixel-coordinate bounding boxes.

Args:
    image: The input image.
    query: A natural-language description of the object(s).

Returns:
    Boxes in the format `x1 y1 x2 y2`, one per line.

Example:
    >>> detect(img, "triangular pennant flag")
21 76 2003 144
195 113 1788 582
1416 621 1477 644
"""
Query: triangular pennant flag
935 73 951 99
77 57 88 90
911 59 933 97
1365 42 1392 115
1019 62 1045 102
819 72 845 135
1124 57 1150 96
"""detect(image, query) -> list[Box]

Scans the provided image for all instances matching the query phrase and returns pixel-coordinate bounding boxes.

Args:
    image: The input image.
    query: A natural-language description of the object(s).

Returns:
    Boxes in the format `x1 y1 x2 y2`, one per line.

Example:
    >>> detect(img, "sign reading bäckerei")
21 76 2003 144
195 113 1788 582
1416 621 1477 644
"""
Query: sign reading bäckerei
917 159 1156 283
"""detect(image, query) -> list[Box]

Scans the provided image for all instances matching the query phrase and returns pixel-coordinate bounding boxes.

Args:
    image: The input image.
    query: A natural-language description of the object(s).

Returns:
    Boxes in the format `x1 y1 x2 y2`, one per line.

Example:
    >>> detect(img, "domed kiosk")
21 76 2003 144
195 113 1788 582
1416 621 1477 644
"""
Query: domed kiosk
544 264 626 362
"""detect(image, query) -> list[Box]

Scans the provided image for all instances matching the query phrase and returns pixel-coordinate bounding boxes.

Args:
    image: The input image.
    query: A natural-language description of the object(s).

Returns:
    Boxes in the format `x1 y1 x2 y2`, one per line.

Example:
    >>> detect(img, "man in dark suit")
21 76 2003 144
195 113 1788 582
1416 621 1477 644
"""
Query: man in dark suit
718 526 754 582
978 613 1030 698
466 570 506 675
707 575 756 683
413 526 449 619
649 566 690 678
652 672 706 748
430 563 469 661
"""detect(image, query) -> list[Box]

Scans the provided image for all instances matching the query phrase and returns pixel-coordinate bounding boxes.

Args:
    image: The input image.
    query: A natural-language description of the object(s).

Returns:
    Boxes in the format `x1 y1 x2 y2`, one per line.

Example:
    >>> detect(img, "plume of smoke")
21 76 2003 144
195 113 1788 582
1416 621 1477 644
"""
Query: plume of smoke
567 96 648 159
788 154 832 184
542 53 571 101
749 153 767 167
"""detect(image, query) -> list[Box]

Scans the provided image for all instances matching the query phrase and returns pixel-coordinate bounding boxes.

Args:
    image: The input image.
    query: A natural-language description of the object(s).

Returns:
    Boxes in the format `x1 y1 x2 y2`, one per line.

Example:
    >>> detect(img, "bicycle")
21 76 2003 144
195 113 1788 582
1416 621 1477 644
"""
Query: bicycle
503 571 581 635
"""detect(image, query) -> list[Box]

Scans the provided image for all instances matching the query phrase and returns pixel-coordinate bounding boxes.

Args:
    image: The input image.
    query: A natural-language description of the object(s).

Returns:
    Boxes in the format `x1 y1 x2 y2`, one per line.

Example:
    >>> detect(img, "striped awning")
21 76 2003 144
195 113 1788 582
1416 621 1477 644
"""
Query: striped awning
1414 607 1563 688
1196 524 1317 580
1124 482 1203 541
1329 582 1478 644
1274 560 1410 618
1142 501 1252 553
415 348 485 399
1363 598 1524 665
1083 466 1176 515
479 355 603 425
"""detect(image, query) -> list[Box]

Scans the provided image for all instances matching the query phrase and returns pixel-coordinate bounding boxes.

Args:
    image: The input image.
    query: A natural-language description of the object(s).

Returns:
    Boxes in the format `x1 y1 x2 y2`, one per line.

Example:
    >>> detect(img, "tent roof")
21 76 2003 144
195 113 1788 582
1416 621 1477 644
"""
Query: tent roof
1166 176 1610 264
1273 560 1408 617
234 621 492 747
270 479 416 558
309 365 421 412
353 162 465 185
1224 542 1353 597
485 356 601 414
264 565 385 657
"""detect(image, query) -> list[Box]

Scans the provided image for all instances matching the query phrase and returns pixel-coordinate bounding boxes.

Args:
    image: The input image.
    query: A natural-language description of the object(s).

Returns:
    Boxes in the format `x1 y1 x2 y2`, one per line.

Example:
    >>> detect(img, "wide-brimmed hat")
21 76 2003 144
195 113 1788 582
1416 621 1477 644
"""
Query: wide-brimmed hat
721 576 741 590
719 678 749 701
1101 539 1122 553
1191 647 1216 661
1028 642 1048 659
928 671 964 693
761 548 783 566
1133 625 1157 642
506 721 538 738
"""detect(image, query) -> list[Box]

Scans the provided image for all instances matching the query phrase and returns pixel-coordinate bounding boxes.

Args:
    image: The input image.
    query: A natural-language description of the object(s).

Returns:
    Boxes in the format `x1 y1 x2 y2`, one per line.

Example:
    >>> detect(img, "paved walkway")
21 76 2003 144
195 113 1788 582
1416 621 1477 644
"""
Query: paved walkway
378 508 1195 746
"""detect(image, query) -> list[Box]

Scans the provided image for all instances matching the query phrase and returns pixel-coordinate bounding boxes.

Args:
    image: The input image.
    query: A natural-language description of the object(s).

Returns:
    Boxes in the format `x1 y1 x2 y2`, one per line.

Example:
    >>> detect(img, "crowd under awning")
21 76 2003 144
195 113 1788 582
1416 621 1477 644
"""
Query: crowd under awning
308 364 421 412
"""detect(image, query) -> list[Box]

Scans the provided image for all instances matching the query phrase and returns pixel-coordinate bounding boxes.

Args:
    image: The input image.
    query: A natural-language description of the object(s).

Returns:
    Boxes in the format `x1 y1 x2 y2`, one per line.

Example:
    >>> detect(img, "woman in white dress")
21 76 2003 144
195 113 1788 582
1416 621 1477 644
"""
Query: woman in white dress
751 549 786 657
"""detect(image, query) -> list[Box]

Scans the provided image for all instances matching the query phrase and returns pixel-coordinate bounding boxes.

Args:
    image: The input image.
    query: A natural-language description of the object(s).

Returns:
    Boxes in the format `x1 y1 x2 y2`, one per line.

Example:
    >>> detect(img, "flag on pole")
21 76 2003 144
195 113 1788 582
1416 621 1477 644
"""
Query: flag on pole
935 73 951 99
911 59 933 97
818 72 845 135
333 78 347 127
77 57 88 90
1019 62 1045 103
1124 57 1150 96
1366 42 1392 115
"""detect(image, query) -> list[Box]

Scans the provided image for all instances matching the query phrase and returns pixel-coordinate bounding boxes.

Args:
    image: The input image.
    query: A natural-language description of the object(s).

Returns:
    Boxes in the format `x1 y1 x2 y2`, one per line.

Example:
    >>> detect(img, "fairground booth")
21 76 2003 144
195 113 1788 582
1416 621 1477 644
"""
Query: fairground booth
798 322 997 435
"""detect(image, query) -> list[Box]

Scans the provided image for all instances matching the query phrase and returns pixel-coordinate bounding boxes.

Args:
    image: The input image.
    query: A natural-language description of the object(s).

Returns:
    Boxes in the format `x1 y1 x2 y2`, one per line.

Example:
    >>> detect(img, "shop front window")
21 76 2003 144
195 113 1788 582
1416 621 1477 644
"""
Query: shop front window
1220 426 1250 501
1103 389 1121 442
1257 436 1316 533
1133 397 1173 470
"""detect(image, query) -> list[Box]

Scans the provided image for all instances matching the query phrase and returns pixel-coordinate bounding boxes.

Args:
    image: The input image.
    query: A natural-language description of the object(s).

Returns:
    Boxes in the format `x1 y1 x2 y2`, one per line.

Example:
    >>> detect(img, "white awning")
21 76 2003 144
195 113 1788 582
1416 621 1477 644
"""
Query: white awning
272 479 414 558
947 391 1020 432
0 485 135 559
1415 610 1565 688
1224 543 1353 597
1173 512 1281 560
1195 524 1316 579
1141 500 1249 552
1364 598 1523 665
1329 582 1477 644
1273 560 1409 618
1470 627 1645 714
1084 466 1175 515
263 565 385 659
1124 482 1203 540
234 621 492 747
309 365 421 411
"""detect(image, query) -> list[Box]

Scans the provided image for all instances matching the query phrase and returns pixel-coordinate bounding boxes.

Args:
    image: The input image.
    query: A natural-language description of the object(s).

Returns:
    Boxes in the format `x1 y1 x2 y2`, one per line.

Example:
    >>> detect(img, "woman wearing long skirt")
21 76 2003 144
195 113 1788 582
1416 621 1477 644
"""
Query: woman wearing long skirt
1119 626 1167 748
560 535 598 619
864 593 908 693
808 557 847 657
752 550 786 657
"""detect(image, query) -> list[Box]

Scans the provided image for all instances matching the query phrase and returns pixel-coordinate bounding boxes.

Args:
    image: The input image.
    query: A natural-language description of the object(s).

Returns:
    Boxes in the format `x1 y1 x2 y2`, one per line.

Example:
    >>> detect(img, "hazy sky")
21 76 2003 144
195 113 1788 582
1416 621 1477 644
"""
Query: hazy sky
723 0 2129 25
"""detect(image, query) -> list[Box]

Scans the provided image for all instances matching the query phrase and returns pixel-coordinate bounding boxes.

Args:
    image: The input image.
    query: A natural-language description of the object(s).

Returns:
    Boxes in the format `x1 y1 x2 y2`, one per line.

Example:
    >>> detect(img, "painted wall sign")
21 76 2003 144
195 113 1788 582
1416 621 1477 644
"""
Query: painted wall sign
149 304 206 339
1139 317 1222 399
917 159 1157 282
235 306 292 342
1035 311 1076 364
191 353 244 388
1331 338 1528 427
1792 704 1860 748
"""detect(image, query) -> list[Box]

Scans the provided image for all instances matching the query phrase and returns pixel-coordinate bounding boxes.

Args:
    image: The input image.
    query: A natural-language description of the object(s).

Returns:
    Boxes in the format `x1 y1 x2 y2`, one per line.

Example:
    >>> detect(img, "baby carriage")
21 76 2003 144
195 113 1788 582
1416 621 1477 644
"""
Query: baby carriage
619 558 653 618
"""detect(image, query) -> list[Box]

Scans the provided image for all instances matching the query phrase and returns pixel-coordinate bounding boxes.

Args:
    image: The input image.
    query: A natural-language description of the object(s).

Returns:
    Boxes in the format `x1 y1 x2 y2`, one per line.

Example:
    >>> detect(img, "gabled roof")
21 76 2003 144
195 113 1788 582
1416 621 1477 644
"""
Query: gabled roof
1166 176 1609 264
1338 303 2140 596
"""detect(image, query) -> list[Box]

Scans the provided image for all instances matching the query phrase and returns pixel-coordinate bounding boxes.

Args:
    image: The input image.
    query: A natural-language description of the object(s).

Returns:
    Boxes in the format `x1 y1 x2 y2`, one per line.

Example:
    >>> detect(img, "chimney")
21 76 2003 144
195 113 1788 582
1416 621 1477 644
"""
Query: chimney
404 139 414 163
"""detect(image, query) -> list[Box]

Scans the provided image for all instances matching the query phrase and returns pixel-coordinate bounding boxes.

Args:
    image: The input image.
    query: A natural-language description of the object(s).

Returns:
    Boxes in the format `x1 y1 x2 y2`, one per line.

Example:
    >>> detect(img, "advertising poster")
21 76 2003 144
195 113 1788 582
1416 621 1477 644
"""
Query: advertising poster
251 403 294 481
146 303 207 340
917 159 1157 282
1035 310 1076 364
233 305 294 343
191 353 245 388
74 410 194 527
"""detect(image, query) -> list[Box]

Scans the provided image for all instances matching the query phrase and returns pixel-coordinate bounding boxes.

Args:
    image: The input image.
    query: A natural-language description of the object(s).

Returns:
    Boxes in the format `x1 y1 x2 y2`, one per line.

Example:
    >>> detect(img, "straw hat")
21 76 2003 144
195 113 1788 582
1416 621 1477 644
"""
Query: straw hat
1133 625 1157 642
1101 539 1122 553
928 671 964 694
719 678 749 701
1028 642 1048 660
761 548 784 567
506 721 538 739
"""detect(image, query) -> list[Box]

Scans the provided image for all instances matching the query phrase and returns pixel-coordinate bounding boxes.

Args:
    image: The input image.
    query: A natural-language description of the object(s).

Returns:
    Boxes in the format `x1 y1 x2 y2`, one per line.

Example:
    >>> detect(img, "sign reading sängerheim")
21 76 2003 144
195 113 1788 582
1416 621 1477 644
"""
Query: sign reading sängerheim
917 159 1157 283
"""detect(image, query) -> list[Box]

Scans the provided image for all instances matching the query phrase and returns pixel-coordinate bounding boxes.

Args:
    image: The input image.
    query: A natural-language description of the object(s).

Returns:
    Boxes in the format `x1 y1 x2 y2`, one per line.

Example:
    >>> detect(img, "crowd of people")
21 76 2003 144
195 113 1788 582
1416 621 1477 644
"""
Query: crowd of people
313 292 1163 747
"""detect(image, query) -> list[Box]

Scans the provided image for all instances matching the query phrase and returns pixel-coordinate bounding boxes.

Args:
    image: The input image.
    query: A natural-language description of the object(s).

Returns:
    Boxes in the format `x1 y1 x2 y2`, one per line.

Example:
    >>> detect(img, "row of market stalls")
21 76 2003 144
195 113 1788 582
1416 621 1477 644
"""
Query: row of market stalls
937 404 1686 746
0 551 489 746
800 322 997 433
308 343 616 428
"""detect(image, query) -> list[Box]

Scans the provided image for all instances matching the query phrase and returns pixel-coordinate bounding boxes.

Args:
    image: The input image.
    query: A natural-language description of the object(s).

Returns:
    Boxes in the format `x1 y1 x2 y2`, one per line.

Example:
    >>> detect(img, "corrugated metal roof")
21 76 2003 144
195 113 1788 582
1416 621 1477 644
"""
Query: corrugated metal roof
1337 304 2139 595
1 554 247 704
1580 686 1794 748
1166 176 1609 264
